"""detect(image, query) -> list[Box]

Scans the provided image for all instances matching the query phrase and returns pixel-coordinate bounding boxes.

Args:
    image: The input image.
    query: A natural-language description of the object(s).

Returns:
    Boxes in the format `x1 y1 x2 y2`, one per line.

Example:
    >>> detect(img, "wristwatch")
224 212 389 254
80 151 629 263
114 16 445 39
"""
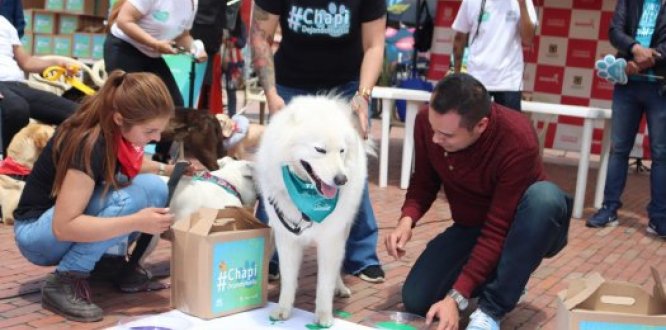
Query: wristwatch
448 289 469 311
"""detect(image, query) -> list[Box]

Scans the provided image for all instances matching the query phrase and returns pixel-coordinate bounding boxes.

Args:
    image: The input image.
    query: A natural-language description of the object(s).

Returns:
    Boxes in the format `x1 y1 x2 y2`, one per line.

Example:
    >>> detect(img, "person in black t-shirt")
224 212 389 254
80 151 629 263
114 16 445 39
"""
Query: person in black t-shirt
250 0 386 283
12 71 186 322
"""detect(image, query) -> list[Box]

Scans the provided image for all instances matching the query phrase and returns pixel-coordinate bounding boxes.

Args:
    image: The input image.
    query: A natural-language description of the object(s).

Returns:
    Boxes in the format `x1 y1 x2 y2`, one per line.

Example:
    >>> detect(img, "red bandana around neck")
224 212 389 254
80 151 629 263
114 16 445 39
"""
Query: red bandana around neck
115 134 144 179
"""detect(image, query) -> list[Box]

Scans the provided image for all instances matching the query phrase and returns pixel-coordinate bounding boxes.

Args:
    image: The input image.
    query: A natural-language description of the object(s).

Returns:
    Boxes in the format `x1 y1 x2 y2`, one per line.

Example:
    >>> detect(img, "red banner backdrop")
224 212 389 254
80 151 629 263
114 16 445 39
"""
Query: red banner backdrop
427 0 650 159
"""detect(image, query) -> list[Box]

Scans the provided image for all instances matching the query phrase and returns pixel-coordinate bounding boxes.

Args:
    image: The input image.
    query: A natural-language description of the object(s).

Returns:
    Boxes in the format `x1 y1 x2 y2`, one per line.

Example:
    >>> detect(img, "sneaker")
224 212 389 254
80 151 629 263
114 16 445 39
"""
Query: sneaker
116 264 164 293
586 206 619 228
41 271 103 322
647 222 666 239
357 265 385 284
466 308 500 330
268 263 280 281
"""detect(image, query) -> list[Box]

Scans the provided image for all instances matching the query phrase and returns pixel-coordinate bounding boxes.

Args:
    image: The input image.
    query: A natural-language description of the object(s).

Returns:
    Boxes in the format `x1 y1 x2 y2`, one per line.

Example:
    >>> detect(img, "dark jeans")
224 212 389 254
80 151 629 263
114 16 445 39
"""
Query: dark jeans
0 81 77 155
601 81 666 224
489 91 522 112
402 181 572 319
103 34 184 107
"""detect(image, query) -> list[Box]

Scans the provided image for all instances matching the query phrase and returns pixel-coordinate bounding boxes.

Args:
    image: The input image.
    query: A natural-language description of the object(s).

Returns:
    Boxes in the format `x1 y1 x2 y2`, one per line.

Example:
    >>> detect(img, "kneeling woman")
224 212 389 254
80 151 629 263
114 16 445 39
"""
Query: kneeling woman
13 71 179 322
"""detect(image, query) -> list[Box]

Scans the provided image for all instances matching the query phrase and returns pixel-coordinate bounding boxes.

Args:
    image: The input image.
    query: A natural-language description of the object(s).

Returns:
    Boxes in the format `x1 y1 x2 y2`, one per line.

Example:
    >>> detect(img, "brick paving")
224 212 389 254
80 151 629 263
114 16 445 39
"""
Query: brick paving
0 105 663 329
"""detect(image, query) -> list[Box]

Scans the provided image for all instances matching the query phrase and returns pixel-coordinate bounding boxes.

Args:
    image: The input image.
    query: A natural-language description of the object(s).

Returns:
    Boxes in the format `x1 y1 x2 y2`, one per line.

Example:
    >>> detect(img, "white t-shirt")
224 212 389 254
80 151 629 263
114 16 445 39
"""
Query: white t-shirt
111 0 197 58
0 16 26 82
452 0 538 91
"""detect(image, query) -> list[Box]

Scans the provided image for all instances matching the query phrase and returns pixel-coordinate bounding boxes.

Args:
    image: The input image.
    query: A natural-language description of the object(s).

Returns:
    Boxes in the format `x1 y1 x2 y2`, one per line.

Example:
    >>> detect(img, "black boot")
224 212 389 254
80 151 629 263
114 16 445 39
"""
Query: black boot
90 255 127 282
41 271 103 322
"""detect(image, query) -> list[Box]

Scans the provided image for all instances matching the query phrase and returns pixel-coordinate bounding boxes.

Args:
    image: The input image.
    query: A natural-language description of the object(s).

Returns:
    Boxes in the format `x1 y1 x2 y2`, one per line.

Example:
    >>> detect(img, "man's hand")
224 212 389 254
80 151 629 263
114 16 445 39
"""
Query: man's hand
632 44 660 67
385 217 413 260
351 95 369 139
426 296 460 330
266 91 286 114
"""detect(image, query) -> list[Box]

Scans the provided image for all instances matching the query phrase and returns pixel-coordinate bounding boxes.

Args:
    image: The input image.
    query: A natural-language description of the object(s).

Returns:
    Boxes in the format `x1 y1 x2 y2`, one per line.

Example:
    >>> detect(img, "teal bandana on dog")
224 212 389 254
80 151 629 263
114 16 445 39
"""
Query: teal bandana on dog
282 165 339 223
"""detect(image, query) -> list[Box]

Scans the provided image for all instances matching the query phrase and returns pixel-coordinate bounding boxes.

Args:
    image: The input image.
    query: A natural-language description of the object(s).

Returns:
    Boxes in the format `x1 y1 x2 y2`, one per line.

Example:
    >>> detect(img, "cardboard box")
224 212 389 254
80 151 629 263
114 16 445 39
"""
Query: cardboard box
556 268 666 329
33 34 54 55
171 207 271 319
91 33 105 59
21 33 34 54
58 14 80 34
45 0 65 11
53 35 72 56
72 33 91 58
31 10 56 34
65 0 109 17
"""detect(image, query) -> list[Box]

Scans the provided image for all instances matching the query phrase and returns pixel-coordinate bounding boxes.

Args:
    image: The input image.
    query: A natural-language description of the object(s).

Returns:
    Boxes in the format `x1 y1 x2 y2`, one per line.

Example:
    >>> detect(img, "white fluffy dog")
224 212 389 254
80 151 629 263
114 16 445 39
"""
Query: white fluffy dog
255 95 368 327
168 157 258 222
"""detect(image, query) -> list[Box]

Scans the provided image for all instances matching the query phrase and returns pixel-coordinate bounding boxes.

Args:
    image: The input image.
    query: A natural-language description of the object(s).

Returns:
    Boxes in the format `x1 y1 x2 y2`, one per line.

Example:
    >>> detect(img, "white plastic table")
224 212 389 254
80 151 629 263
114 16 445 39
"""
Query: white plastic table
371 86 612 219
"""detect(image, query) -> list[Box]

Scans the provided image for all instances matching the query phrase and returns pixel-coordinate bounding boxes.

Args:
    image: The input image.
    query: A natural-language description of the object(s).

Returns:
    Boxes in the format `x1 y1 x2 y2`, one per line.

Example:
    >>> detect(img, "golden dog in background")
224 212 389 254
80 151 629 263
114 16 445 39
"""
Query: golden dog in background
0 123 55 224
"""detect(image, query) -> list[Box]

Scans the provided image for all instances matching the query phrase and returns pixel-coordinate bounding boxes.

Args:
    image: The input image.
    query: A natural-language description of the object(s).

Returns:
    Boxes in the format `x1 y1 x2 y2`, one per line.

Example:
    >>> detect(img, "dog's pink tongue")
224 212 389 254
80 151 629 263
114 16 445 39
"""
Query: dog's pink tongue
321 182 338 199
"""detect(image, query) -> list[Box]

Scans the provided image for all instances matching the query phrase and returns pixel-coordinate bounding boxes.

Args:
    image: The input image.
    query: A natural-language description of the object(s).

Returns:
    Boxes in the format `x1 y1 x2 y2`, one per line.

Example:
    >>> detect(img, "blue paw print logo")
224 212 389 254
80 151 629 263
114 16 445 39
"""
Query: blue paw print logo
595 54 628 85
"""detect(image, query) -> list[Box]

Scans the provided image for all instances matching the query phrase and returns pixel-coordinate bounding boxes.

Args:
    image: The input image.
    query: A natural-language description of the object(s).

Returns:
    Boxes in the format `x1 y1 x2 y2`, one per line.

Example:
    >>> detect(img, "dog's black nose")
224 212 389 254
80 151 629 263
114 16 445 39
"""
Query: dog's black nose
334 174 348 186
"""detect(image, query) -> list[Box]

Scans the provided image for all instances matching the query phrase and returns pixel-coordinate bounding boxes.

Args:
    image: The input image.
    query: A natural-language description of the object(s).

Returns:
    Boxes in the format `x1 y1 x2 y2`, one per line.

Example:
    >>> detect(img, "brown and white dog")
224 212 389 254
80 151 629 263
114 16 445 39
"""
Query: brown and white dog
157 107 227 170
0 123 55 224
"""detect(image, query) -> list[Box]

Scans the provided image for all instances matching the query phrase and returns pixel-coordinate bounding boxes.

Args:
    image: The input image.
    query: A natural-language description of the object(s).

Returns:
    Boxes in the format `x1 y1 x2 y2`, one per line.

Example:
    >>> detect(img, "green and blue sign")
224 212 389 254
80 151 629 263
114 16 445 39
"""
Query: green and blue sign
211 237 265 314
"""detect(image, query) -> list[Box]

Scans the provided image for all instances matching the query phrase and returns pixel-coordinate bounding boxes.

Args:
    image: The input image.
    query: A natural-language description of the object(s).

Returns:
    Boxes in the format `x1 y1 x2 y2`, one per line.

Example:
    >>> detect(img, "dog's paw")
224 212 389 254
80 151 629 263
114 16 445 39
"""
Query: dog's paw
595 54 628 85
315 310 335 328
270 306 292 321
335 285 351 298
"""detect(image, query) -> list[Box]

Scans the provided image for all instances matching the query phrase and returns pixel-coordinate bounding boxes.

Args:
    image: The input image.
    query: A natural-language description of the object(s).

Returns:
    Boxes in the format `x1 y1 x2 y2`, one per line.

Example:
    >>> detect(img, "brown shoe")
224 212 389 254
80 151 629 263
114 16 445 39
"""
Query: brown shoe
41 272 103 322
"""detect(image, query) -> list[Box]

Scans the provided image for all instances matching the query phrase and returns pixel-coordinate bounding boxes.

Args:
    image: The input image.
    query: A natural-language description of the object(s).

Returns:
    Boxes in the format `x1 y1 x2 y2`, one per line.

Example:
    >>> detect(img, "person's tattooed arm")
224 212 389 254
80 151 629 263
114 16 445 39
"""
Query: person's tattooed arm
250 4 284 113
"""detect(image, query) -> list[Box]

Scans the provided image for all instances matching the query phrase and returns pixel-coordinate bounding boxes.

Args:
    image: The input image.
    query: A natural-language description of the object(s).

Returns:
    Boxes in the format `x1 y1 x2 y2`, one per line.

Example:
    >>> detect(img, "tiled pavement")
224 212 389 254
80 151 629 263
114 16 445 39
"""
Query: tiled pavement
0 108 663 329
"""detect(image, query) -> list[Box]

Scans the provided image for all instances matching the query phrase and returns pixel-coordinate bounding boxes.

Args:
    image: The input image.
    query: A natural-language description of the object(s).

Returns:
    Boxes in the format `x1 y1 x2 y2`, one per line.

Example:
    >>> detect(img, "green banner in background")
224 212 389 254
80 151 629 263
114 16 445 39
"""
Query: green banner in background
163 54 207 108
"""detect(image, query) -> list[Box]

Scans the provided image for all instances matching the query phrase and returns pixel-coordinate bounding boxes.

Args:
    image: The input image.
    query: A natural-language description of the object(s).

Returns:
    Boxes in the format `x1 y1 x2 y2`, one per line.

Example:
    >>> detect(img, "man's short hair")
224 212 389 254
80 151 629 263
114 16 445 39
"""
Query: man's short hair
430 73 491 130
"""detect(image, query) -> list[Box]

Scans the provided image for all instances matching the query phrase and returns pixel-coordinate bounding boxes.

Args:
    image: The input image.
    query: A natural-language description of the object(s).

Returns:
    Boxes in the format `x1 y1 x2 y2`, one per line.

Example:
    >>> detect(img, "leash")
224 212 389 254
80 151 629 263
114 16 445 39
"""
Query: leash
268 197 312 235
128 161 189 268
42 65 96 96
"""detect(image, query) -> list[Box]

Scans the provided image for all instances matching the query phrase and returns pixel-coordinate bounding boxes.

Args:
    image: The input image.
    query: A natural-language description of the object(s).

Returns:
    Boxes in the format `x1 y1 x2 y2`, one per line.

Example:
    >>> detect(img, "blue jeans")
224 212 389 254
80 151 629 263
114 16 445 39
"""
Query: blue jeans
489 91 522 112
402 181 572 319
14 174 168 274
602 81 666 224
255 81 381 274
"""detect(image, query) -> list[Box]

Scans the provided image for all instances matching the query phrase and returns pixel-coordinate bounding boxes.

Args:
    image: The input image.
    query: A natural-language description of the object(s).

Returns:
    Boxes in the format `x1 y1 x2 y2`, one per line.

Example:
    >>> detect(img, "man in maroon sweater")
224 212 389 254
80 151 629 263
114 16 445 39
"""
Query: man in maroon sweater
385 74 572 330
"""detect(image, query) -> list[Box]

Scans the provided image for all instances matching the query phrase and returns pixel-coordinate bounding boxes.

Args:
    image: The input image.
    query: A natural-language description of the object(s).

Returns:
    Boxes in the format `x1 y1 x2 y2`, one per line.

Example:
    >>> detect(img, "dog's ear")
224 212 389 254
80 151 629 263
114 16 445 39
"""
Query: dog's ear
217 156 235 168
241 162 254 179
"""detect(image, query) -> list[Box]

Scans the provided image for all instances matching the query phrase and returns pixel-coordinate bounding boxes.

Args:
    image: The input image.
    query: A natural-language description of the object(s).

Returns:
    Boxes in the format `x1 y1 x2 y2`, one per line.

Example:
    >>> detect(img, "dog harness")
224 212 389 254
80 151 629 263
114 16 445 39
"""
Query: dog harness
281 165 338 223
192 171 243 204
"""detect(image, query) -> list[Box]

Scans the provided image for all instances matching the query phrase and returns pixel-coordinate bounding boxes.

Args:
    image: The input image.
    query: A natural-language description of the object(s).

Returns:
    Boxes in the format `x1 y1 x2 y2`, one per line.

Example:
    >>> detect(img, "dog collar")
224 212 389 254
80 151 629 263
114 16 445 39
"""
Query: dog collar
192 171 243 204
268 197 312 236
281 165 338 223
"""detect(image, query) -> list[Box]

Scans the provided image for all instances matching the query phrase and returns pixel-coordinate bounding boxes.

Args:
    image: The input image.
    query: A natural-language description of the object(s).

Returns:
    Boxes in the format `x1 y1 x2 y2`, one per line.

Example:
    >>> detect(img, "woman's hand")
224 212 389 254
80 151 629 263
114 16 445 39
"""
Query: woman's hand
152 40 178 54
133 207 174 235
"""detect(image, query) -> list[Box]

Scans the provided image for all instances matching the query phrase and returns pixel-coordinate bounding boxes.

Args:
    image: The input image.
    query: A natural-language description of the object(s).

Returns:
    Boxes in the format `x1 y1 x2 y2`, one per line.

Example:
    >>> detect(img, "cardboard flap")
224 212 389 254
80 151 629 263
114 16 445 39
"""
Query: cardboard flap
587 281 652 314
562 272 606 310
187 207 269 236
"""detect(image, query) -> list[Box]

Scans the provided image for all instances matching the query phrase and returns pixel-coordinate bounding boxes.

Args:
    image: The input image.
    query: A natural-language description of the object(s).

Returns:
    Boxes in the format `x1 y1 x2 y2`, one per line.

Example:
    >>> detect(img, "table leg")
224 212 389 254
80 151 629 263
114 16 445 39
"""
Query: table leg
573 118 595 219
400 101 419 190
379 98 393 188
595 118 612 209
